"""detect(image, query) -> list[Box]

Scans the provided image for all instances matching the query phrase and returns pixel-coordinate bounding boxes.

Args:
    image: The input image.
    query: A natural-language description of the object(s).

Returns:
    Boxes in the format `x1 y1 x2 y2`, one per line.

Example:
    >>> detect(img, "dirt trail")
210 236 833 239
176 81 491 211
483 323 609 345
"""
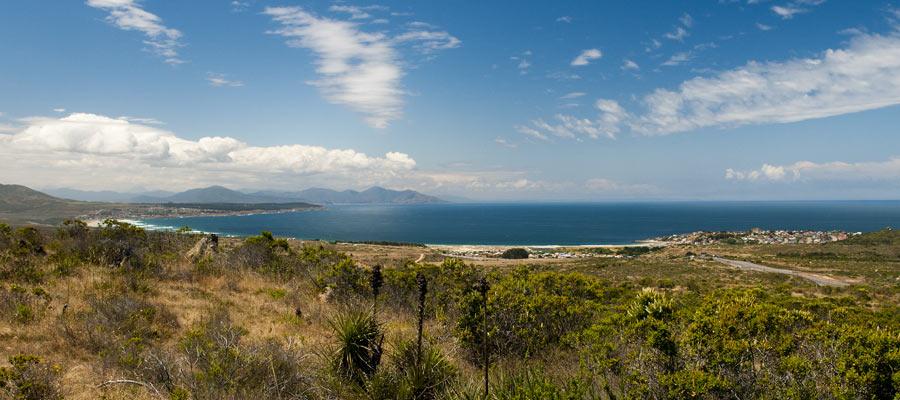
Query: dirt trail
712 256 850 287
414 253 426 263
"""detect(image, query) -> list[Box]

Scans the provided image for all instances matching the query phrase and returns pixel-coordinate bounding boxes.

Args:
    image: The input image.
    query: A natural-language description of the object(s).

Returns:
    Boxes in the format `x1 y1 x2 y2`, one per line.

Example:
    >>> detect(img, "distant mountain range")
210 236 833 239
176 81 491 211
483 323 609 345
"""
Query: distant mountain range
46 185 447 205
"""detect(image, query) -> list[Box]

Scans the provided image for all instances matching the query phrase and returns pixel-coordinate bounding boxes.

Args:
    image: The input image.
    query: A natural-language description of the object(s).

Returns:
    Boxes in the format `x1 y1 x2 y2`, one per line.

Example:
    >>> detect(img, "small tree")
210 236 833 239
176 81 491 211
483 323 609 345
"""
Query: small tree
371 265 383 316
415 272 428 362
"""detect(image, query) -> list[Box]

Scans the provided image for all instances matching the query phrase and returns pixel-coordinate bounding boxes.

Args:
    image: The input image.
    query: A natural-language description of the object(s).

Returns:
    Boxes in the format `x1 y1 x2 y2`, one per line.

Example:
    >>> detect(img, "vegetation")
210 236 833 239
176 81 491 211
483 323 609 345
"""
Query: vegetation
500 248 529 259
0 219 897 399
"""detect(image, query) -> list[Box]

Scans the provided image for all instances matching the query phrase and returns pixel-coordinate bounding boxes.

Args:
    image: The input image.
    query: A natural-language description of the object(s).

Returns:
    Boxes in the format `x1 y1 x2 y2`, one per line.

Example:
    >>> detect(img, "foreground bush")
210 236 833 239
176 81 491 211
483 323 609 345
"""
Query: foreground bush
61 290 178 370
0 354 63 400
169 311 316 399
368 338 457 400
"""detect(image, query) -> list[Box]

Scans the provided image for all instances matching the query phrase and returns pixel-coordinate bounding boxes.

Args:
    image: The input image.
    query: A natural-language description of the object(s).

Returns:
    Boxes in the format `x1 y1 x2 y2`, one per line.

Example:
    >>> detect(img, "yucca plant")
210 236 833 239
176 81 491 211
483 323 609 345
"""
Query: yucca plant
329 309 384 385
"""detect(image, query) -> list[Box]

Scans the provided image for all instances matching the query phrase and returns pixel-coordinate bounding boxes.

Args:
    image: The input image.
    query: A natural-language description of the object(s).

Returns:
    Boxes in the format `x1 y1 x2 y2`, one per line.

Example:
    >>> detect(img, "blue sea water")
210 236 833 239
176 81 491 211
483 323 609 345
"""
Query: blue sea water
141 201 900 245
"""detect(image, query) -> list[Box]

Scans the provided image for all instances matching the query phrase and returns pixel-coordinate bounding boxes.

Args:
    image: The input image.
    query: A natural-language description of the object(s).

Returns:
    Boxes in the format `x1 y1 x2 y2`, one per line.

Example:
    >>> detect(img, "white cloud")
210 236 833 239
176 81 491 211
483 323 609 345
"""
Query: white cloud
53 108 66 113
556 16 572 23
726 157 900 182
622 59 640 71
264 6 458 129
513 51 532 74
571 48 602 66
0 113 417 190
206 72 244 87
634 31 900 135
85 0 184 65
516 99 627 140
329 5 372 20
394 30 461 53
771 5 804 19
559 92 586 99
494 137 517 148
756 22 773 31
231 1 250 13
665 26 689 41
679 13 694 28
662 51 692 66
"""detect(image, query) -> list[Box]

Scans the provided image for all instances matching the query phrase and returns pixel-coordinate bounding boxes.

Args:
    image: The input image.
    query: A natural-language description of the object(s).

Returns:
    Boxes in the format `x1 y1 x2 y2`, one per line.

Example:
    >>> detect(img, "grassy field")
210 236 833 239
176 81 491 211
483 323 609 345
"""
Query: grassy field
0 220 897 399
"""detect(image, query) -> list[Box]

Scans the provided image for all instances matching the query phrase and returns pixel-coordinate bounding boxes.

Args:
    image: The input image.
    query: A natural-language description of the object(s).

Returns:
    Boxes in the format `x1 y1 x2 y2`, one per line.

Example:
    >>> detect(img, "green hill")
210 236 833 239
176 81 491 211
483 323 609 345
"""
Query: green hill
839 228 900 246
0 184 102 224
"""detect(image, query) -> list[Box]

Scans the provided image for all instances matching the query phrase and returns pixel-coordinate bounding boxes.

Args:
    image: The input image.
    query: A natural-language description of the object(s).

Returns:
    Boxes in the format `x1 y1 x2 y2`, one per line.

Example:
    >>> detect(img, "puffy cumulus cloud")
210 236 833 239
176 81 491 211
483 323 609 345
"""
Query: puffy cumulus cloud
634 31 900 135
0 113 416 190
263 6 459 129
726 157 900 182
516 99 627 140
571 48 602 66
86 0 184 65
622 59 640 71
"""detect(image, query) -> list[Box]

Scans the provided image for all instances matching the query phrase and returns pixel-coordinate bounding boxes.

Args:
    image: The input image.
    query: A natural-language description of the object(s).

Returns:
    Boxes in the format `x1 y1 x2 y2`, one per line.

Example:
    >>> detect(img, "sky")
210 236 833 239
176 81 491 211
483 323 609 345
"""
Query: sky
1 0 900 201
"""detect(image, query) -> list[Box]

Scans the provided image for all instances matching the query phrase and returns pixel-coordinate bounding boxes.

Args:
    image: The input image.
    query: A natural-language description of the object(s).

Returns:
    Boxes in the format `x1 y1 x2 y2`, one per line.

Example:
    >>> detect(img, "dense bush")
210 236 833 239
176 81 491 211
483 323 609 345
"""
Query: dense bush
500 248 529 259
168 311 316 399
573 288 900 399
0 284 51 324
458 269 608 360
61 290 178 370
0 354 63 400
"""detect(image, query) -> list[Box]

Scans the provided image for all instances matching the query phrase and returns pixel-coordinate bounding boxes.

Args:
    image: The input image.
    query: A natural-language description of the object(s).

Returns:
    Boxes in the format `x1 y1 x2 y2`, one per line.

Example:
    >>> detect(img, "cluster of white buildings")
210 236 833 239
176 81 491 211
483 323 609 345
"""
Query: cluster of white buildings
654 229 859 245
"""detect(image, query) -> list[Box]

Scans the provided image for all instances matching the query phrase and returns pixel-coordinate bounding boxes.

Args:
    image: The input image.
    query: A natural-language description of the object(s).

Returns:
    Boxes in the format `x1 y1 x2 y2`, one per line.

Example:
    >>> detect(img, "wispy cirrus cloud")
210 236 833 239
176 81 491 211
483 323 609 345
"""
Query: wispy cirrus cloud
85 0 184 65
206 72 244 88
634 30 900 135
516 99 627 140
771 0 826 19
664 13 693 41
520 30 900 141
263 6 459 129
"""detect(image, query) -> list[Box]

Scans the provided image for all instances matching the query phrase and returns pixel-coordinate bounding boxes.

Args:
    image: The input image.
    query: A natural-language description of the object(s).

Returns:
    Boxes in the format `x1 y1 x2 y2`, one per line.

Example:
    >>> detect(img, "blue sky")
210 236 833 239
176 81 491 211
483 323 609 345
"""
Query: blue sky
1 0 900 200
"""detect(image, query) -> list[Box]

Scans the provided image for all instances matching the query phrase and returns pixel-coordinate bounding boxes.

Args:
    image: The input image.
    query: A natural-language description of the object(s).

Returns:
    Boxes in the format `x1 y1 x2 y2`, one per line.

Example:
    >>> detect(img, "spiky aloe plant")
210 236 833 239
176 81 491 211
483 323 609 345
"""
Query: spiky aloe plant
329 309 384 385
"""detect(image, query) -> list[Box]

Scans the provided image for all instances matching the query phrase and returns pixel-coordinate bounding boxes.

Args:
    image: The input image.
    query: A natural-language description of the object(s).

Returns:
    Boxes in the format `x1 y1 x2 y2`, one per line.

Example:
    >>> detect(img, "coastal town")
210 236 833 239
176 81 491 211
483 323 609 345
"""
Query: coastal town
650 228 860 245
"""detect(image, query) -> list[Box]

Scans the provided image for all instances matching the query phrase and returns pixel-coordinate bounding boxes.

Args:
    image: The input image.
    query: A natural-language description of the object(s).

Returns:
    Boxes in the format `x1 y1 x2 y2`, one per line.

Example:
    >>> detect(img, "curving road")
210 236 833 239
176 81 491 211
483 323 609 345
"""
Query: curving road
712 256 850 287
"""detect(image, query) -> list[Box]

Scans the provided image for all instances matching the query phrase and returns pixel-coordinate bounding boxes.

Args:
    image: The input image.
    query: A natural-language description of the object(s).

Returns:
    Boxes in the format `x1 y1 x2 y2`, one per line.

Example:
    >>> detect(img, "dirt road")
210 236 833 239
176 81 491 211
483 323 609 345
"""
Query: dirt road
712 257 850 287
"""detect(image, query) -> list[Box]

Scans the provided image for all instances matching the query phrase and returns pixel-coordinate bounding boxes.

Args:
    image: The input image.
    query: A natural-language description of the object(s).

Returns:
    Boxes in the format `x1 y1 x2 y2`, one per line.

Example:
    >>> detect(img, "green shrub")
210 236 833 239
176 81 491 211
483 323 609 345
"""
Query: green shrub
0 354 63 400
62 291 178 370
832 325 899 399
389 338 457 400
319 258 368 302
171 311 316 399
458 269 606 359
329 309 384 384
491 368 589 400
500 248 529 260
0 284 51 324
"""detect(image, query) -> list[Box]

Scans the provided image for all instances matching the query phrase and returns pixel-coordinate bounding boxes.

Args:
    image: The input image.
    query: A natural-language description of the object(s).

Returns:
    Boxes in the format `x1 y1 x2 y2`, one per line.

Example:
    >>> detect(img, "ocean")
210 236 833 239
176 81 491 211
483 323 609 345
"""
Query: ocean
140 201 900 245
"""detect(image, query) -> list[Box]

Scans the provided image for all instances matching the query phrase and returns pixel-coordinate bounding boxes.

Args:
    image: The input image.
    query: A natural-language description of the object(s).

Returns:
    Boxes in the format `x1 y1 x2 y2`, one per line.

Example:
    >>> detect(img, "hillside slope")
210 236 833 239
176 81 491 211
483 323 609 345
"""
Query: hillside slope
0 184 103 224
